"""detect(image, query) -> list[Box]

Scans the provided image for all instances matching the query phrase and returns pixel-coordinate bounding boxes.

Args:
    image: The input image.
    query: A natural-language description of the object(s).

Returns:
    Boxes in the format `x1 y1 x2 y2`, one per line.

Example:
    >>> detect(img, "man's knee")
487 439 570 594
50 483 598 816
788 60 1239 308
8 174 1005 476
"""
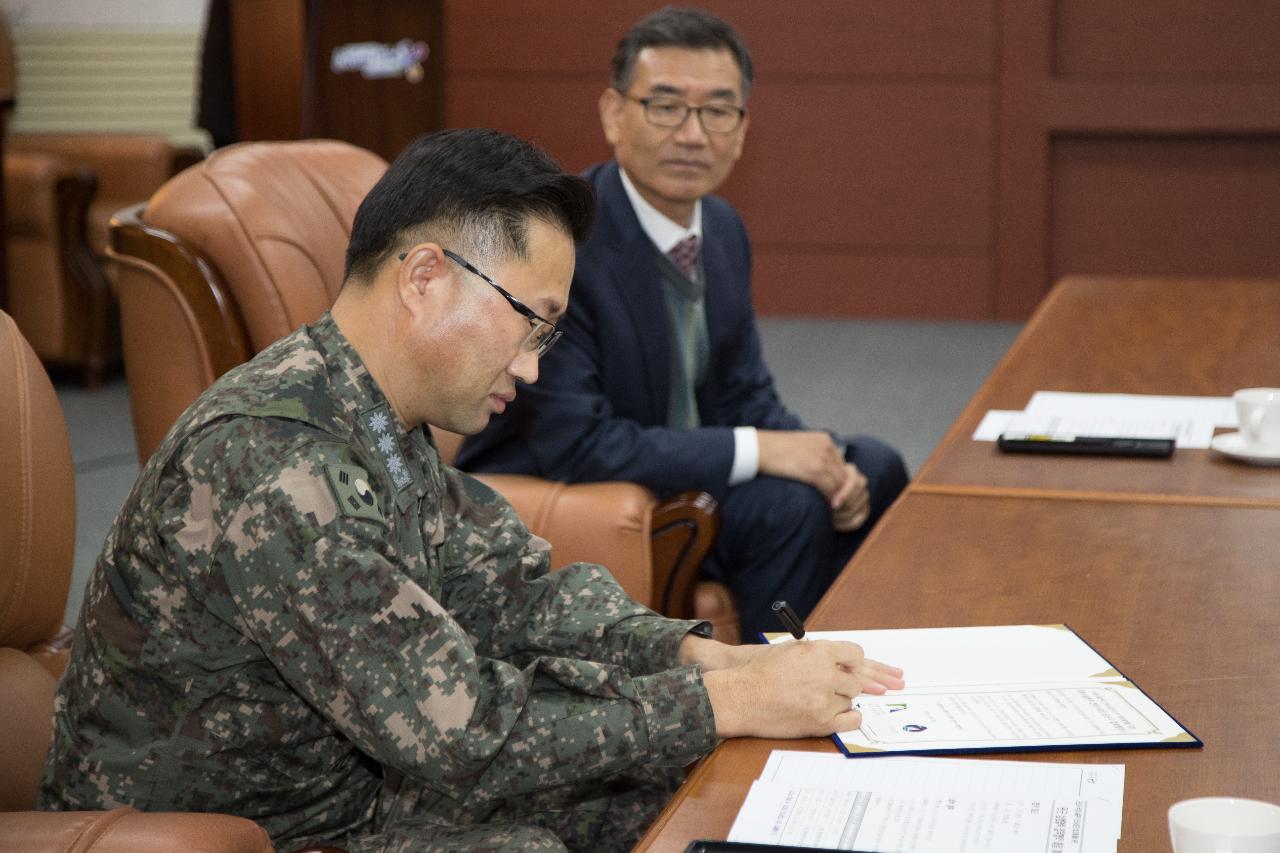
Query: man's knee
723 476 832 543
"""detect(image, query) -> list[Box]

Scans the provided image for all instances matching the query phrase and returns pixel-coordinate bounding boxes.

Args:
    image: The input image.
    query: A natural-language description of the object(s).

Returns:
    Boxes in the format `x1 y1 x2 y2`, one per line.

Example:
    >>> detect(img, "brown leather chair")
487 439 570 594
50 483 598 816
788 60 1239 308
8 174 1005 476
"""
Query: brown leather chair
3 133 200 385
108 139 740 642
0 308 278 852
0 13 14 311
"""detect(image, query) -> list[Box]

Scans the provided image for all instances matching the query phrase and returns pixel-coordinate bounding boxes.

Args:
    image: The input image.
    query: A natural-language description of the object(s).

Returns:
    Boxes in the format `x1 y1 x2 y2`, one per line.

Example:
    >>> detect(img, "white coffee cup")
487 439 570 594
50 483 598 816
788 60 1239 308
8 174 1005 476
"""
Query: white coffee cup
1234 388 1280 452
1168 797 1280 852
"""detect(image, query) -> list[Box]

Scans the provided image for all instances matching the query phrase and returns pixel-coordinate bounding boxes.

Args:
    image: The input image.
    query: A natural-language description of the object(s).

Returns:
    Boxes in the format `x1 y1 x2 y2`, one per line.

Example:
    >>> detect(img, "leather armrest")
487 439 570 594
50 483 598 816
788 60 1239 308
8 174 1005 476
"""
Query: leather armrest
471 473 658 604
4 151 93 241
10 134 188 204
4 151 109 374
28 625 75 680
0 808 274 853
650 491 719 619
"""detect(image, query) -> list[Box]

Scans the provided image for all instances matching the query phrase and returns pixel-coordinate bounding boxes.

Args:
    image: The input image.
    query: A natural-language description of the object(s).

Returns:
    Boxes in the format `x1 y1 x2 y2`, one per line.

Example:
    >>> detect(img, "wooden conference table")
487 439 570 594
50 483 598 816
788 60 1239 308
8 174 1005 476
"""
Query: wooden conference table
916 276 1280 507
635 276 1280 852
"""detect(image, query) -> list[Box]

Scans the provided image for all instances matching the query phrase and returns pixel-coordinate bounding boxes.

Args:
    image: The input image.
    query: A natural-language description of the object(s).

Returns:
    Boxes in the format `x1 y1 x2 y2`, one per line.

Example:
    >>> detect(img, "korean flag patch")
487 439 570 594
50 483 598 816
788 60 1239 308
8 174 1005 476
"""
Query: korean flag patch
325 464 386 524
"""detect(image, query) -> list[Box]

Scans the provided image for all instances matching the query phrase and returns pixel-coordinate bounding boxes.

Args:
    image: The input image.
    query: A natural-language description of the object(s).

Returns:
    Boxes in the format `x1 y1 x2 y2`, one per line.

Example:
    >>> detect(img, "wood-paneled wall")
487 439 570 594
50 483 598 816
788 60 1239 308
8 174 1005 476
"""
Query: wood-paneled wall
442 1 1280 320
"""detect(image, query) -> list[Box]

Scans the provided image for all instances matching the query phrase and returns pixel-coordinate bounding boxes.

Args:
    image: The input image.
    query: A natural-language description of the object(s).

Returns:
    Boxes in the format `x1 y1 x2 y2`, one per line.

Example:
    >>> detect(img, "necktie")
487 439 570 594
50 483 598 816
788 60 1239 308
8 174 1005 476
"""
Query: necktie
668 234 700 280
664 234 705 430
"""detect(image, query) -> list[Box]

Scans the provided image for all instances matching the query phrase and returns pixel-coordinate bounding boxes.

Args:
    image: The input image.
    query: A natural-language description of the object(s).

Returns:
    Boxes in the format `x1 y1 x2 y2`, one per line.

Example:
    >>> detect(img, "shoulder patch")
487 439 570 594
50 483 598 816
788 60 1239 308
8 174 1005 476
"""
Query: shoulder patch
325 464 386 524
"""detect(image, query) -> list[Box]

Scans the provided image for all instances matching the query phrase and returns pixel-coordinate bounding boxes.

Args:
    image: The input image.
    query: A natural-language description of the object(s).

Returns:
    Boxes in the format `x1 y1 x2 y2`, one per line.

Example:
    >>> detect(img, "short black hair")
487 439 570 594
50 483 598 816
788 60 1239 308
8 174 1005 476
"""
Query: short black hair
343 128 595 283
611 6 753 98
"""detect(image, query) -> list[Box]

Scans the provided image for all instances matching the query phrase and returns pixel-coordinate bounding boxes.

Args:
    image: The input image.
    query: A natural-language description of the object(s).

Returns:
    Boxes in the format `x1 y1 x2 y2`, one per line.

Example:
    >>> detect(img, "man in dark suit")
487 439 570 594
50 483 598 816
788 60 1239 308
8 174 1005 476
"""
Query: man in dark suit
458 7 908 640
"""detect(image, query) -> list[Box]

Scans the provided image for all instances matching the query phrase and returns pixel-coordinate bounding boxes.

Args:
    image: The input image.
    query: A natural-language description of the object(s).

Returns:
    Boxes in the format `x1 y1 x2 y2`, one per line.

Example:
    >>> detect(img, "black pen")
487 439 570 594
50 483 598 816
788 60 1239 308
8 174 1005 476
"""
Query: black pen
772 600 806 640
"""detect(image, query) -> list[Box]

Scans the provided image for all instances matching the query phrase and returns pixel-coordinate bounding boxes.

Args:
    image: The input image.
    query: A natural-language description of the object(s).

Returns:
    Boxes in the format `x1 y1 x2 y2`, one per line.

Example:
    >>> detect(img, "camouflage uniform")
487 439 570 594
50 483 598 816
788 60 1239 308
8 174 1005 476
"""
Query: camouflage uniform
40 313 718 852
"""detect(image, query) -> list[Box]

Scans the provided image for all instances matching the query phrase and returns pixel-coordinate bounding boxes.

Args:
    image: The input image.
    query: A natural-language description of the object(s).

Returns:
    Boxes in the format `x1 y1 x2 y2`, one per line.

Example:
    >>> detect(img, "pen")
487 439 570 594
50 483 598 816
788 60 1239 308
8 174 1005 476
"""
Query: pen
772 600 806 640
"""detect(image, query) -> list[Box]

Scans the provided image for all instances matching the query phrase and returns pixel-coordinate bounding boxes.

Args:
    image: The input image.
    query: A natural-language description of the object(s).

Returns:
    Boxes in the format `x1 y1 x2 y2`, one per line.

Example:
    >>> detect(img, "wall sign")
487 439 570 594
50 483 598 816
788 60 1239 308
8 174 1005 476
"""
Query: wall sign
331 39 429 82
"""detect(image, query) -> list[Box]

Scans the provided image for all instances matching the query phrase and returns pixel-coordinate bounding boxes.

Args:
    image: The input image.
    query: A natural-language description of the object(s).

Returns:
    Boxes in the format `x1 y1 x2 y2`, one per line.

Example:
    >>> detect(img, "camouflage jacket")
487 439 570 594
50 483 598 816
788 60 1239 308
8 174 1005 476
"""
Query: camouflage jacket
40 313 717 847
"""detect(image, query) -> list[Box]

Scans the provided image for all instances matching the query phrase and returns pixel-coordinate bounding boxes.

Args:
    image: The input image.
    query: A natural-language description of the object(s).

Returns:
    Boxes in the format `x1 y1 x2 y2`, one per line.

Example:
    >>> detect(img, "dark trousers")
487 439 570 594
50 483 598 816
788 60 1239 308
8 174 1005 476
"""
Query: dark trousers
702 435 908 641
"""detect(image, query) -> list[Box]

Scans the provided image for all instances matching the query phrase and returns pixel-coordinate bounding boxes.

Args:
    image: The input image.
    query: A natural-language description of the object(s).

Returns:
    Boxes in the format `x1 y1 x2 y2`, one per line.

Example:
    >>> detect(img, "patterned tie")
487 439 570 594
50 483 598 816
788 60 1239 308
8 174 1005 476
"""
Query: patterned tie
668 234 700 280
664 234 705 430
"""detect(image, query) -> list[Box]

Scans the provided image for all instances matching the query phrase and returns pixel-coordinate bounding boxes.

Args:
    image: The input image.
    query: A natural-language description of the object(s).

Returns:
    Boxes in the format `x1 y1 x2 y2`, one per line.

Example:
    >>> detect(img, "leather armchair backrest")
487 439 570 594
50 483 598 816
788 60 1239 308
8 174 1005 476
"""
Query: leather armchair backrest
143 140 387 354
0 310 75 811
0 309 74 652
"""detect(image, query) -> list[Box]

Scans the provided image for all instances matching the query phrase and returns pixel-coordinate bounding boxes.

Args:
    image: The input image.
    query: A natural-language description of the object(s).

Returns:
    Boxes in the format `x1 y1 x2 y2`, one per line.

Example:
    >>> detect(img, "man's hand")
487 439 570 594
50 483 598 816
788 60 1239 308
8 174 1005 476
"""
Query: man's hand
830 463 870 532
757 432 871 531
702 640 905 739
757 430 847 500
678 634 764 672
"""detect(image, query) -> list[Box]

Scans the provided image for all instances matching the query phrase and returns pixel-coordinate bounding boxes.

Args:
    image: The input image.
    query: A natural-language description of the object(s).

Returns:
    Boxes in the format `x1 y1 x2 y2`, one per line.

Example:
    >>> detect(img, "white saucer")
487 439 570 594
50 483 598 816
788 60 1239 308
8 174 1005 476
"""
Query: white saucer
1210 432 1280 466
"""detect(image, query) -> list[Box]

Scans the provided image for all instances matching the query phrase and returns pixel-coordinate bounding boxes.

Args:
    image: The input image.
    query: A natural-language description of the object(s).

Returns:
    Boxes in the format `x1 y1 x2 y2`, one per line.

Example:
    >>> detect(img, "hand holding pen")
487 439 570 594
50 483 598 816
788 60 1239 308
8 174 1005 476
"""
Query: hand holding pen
772 600 807 639
773 599 905 697
702 609 904 737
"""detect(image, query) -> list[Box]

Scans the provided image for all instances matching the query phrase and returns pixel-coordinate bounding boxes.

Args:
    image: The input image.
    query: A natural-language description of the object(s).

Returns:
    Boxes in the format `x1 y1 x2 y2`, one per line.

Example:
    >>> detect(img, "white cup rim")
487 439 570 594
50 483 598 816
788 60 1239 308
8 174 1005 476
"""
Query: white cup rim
1234 387 1280 401
1169 796 1280 837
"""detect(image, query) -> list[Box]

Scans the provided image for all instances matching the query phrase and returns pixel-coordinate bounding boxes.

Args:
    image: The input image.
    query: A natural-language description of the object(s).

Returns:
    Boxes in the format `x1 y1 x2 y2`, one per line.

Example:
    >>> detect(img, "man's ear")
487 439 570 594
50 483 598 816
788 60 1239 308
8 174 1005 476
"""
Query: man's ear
730 110 750 162
599 87 624 146
396 243 449 318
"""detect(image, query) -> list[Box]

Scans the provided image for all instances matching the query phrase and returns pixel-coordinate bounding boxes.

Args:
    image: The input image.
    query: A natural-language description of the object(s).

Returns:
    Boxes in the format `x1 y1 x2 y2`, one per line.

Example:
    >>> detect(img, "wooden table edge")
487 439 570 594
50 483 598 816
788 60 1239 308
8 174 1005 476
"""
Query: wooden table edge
635 750 721 850
908 481 1280 509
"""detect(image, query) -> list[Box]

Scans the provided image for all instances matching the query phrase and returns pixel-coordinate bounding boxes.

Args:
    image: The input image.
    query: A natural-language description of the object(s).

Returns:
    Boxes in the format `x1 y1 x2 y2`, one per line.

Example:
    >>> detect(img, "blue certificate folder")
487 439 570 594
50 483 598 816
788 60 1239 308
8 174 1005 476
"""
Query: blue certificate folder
763 624 1201 758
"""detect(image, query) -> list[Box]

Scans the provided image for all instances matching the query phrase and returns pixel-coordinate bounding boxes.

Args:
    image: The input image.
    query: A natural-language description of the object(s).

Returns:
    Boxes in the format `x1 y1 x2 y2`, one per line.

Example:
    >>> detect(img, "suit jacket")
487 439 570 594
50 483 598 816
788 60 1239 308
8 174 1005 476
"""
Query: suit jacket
457 160 804 499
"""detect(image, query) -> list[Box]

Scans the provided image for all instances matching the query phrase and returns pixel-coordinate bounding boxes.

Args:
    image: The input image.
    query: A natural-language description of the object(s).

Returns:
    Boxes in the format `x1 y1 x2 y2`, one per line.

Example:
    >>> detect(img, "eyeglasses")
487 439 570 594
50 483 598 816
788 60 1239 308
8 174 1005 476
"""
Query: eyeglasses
622 93 746 134
398 249 562 356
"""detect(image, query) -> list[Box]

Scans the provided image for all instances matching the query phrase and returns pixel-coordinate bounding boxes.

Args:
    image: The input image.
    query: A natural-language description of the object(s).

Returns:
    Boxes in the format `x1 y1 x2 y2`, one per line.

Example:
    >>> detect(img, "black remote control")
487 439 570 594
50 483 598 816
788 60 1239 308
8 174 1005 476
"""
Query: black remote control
997 434 1175 458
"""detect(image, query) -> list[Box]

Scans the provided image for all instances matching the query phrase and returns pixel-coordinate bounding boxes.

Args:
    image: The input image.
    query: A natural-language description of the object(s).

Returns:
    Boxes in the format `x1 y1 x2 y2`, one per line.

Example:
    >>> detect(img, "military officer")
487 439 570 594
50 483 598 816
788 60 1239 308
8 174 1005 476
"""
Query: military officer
40 128 903 852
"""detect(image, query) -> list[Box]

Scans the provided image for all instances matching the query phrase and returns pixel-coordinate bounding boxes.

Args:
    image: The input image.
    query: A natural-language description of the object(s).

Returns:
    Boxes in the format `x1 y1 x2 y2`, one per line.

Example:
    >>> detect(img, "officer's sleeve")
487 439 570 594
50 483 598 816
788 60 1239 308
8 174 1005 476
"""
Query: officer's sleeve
213 445 716 805
437 465 713 675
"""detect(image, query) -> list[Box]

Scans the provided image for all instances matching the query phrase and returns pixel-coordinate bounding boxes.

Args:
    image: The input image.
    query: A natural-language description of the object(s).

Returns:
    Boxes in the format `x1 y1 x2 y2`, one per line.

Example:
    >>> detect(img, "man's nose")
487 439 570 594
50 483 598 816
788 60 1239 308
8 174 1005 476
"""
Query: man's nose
673 109 709 145
509 347 540 385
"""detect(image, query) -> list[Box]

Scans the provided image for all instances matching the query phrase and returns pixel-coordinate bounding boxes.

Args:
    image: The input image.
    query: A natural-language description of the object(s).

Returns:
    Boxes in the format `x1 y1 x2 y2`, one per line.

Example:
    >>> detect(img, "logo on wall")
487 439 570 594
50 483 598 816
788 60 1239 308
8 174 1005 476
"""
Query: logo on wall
331 39 429 83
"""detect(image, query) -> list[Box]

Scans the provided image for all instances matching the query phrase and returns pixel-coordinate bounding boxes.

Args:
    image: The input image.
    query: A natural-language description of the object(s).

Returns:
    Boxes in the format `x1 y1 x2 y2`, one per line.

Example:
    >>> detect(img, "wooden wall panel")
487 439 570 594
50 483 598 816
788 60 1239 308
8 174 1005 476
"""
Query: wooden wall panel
302 0 444 162
442 2 1280 319
725 83 992 248
1054 1 1280 76
443 1 998 318
1051 138 1280 282
995 0 1280 319
444 79 610 171
446 2 993 77
231 0 306 141
230 0 444 160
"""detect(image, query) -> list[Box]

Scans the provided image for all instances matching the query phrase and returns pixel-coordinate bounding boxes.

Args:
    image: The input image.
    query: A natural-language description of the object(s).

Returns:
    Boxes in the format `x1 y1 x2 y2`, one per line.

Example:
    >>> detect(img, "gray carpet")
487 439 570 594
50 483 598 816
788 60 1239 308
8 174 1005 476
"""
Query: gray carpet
54 317 1022 625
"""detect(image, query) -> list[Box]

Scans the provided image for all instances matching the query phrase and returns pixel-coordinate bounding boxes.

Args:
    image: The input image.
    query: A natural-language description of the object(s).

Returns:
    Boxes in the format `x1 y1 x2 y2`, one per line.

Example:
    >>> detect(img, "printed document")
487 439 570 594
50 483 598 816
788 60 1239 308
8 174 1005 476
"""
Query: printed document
728 752 1124 852
762 625 1198 756
972 391 1236 449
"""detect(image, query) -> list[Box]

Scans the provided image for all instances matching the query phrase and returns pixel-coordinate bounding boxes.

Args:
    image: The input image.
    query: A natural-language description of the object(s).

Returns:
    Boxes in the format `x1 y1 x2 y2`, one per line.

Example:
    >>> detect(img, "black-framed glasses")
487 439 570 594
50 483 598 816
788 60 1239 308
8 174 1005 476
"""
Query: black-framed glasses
398 249 563 356
622 93 746 133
